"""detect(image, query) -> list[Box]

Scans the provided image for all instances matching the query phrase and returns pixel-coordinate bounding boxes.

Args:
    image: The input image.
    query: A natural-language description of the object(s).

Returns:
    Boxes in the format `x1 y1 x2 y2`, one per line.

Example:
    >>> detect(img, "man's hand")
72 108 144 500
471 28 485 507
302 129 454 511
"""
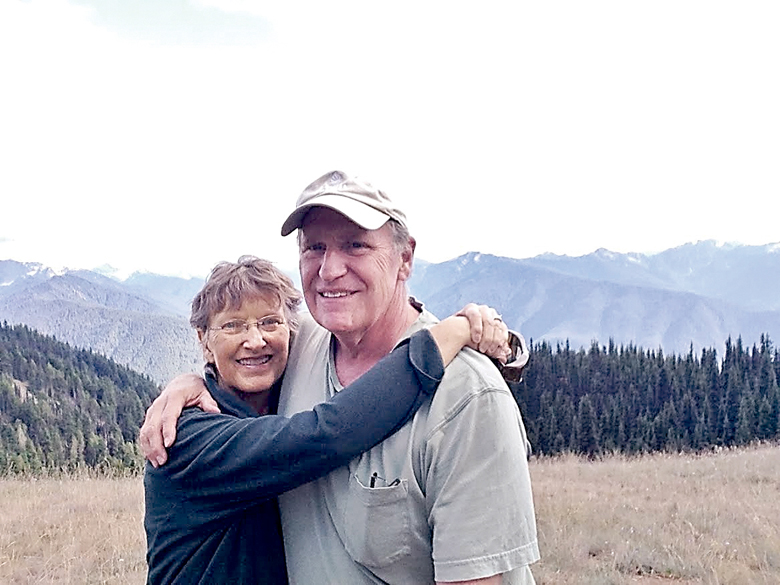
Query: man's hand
456 303 511 364
139 373 218 467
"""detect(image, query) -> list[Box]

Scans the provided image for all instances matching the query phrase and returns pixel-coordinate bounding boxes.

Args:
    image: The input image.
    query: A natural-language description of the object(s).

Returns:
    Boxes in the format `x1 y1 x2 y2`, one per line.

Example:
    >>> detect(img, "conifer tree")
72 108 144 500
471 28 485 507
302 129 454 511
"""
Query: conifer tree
574 395 599 457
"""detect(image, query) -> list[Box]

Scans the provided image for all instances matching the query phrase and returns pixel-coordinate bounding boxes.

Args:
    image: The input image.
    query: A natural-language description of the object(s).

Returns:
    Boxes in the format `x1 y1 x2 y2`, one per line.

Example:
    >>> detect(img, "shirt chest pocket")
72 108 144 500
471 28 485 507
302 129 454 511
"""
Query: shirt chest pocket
342 472 411 569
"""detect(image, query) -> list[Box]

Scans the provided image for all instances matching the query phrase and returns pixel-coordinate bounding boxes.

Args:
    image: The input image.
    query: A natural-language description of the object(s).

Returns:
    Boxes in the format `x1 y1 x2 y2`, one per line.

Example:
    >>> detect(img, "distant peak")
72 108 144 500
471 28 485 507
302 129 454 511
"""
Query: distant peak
91 264 133 281
458 251 484 266
678 239 737 250
594 248 618 259
27 262 62 277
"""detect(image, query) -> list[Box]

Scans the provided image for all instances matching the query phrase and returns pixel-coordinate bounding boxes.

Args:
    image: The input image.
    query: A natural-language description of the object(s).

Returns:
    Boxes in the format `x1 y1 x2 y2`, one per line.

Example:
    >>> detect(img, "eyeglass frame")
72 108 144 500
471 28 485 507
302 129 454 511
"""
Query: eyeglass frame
208 315 287 336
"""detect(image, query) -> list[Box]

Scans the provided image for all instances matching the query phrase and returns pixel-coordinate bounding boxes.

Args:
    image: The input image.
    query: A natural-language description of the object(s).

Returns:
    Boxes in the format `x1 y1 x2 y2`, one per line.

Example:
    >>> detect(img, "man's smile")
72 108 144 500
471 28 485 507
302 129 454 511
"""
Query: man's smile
319 291 353 298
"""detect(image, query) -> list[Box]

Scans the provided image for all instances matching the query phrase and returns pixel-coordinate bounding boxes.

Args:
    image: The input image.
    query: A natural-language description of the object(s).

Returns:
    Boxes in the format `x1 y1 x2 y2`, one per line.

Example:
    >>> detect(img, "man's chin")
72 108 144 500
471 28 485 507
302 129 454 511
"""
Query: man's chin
313 315 357 336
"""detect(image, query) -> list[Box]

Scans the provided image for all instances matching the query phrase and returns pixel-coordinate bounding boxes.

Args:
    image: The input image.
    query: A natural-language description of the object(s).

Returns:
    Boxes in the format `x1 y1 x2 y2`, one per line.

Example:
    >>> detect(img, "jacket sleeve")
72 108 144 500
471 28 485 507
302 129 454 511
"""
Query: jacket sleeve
147 328 444 509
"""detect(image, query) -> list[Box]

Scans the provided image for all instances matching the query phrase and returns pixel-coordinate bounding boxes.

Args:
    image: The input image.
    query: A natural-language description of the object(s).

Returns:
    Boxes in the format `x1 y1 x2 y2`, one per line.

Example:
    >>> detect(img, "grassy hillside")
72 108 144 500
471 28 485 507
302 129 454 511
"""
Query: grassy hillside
1 445 777 584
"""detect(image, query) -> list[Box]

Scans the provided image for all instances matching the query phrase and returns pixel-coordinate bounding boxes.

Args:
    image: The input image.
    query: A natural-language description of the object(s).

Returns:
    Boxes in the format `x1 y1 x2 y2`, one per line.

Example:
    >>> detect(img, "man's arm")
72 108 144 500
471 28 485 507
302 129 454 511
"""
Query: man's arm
426 361 540 582
140 373 216 467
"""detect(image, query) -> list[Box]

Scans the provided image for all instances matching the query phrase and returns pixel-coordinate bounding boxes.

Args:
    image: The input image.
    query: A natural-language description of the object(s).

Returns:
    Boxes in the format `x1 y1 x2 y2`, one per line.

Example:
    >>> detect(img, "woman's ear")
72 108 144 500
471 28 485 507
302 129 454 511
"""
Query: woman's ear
197 329 214 363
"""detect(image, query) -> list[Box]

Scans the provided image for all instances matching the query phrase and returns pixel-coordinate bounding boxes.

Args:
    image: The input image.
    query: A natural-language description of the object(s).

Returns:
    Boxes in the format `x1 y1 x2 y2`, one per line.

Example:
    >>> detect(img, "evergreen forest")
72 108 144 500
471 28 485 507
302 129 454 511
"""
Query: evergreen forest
514 336 780 457
1 321 779 475
0 322 159 474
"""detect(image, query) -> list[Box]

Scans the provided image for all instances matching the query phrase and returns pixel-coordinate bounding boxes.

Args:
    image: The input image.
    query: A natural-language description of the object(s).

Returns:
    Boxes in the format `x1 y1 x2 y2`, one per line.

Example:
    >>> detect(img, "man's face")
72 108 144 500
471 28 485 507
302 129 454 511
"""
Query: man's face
298 207 412 339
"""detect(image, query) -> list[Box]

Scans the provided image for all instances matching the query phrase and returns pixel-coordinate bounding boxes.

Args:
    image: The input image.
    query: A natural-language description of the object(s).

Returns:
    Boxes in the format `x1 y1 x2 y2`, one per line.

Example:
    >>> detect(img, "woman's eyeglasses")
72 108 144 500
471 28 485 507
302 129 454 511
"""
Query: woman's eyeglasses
209 316 285 336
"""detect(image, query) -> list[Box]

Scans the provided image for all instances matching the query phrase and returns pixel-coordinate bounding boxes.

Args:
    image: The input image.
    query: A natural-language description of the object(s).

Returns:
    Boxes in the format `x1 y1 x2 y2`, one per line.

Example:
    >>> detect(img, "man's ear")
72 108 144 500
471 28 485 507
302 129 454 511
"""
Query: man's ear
398 237 416 281
197 329 215 363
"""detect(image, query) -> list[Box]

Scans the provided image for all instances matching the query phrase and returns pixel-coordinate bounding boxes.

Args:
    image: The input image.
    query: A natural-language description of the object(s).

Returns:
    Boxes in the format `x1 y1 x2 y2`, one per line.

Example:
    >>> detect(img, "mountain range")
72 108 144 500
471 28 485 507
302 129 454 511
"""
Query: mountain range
0 262 204 385
410 241 780 356
2 240 778 383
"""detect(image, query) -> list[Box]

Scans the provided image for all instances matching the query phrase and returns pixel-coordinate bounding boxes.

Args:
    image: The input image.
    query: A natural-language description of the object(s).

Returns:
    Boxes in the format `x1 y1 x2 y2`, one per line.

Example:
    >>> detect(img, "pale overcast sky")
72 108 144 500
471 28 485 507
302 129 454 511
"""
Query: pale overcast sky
1 0 778 278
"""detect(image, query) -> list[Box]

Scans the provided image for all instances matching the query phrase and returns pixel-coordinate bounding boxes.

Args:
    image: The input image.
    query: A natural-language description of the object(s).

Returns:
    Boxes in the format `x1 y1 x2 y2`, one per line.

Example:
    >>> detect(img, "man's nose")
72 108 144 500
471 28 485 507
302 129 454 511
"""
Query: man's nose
319 249 347 281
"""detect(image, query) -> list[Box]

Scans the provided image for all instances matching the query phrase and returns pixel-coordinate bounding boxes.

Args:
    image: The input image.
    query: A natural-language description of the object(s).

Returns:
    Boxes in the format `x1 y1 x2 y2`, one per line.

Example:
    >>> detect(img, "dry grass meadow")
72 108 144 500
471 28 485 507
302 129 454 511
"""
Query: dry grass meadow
1 445 778 584
532 445 780 584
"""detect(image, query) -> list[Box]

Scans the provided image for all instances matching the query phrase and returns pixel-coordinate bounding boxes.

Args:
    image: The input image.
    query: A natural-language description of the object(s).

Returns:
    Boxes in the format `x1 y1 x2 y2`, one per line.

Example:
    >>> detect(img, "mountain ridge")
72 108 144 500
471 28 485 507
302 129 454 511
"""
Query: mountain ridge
2 239 778 382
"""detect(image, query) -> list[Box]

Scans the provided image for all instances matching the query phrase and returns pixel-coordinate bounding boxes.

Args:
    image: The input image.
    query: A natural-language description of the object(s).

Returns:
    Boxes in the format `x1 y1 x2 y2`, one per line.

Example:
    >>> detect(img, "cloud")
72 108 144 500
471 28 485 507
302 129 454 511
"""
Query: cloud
68 0 271 45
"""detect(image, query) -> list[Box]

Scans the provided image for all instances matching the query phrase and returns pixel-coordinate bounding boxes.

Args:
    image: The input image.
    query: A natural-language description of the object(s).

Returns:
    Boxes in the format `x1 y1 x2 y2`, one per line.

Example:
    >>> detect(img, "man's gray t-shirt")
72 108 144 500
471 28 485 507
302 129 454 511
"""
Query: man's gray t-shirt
278 308 539 584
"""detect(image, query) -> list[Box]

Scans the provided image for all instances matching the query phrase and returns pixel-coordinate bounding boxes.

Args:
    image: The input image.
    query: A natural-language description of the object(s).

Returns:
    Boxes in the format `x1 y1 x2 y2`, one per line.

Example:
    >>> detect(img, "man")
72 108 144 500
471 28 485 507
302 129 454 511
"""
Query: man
141 170 539 583
143 256 514 584
275 170 539 584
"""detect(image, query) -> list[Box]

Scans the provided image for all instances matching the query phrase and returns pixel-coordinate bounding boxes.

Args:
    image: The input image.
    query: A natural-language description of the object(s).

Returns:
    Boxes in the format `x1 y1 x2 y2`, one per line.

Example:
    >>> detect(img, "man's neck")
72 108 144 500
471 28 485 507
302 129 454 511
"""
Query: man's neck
333 297 420 386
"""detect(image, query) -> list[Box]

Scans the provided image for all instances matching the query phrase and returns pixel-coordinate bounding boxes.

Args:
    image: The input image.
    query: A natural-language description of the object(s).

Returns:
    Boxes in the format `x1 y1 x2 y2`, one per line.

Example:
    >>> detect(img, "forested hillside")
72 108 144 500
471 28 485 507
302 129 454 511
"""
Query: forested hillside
2 319 778 476
515 335 780 457
0 322 159 474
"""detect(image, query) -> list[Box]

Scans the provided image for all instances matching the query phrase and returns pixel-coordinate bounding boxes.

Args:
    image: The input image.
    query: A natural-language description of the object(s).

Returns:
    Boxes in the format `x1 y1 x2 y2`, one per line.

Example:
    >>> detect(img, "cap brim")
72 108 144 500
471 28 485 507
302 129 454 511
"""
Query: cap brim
280 194 390 236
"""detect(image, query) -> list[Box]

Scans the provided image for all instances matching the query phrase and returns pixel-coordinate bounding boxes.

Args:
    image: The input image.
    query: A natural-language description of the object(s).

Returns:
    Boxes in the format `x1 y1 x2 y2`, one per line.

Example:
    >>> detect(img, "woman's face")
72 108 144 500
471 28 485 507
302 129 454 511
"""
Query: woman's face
199 293 290 394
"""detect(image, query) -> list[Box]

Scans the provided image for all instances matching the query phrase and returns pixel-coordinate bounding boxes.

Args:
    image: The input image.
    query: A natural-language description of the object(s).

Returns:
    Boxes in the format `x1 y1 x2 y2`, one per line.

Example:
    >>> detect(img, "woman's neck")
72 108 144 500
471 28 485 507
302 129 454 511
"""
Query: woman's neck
236 389 271 415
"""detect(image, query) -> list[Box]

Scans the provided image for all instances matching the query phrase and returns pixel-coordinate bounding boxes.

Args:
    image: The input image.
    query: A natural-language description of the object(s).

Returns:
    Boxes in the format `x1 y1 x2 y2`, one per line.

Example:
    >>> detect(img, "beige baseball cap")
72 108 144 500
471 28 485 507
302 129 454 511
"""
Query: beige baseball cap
280 170 408 236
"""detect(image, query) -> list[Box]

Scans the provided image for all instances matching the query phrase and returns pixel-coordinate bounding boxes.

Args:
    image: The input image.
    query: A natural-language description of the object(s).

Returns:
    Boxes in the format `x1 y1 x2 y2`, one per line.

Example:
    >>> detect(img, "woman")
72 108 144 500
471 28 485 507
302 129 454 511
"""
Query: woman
143 256 509 584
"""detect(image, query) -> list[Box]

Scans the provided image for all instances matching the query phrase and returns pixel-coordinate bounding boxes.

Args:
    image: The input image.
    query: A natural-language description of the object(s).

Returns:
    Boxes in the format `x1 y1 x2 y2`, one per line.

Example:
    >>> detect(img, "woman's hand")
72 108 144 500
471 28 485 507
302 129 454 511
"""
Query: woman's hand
431 304 511 366
456 303 511 363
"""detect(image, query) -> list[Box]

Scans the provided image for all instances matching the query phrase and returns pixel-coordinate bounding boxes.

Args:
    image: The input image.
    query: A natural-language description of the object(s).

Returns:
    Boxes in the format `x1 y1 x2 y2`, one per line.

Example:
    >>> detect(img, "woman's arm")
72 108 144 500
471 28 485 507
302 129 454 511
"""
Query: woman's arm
140 305 508 466
146 326 475 506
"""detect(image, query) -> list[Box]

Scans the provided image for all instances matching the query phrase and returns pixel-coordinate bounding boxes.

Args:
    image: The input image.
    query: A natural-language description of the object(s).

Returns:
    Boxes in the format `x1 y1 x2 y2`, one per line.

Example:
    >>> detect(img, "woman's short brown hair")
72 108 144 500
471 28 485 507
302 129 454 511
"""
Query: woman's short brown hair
190 256 302 333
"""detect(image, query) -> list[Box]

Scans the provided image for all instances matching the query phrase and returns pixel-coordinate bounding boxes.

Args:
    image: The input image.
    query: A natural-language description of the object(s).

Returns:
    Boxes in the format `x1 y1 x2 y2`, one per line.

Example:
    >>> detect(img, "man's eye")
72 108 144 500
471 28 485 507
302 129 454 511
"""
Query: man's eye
349 241 367 250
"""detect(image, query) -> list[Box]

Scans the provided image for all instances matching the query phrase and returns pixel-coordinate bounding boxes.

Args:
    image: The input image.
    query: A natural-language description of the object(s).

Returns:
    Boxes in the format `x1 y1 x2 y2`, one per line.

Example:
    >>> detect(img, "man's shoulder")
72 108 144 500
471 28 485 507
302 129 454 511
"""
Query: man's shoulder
410 305 514 404
444 348 512 394
288 313 330 367
291 313 329 351
426 348 517 424
280 313 332 414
